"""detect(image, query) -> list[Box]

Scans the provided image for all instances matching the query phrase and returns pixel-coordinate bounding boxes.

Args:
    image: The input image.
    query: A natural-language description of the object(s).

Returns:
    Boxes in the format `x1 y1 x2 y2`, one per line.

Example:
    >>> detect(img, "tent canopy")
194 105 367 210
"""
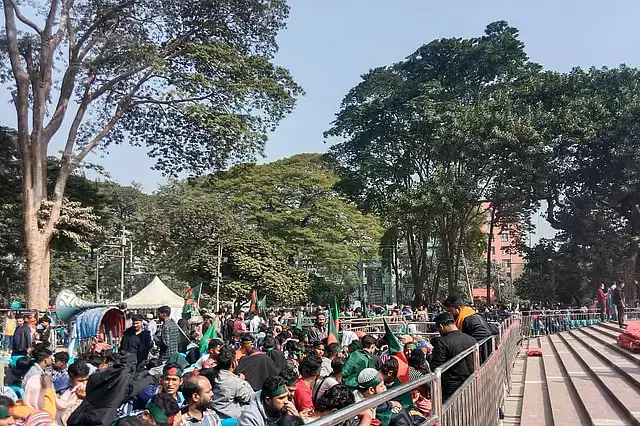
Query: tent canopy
124 276 184 310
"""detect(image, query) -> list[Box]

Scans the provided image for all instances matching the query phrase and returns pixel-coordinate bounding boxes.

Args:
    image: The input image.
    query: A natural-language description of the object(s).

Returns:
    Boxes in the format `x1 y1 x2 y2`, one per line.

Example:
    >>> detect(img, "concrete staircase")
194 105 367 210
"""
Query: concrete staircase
505 322 640 426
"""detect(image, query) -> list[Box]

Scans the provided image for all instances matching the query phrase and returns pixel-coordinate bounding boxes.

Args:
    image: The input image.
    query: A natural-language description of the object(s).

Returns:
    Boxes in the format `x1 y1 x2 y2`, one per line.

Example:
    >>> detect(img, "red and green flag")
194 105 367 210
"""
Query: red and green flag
384 319 409 383
249 289 258 316
331 298 340 331
183 284 202 315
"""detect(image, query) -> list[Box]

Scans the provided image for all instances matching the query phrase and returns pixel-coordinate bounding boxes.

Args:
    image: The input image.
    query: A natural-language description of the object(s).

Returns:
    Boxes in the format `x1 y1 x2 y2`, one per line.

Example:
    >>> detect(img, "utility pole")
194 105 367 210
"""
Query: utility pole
120 227 127 302
95 248 100 302
216 243 222 312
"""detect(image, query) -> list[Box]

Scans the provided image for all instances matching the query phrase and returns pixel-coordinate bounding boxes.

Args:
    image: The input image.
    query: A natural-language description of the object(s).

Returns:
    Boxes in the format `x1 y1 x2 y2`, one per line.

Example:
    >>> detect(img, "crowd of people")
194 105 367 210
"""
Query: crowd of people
0 296 504 426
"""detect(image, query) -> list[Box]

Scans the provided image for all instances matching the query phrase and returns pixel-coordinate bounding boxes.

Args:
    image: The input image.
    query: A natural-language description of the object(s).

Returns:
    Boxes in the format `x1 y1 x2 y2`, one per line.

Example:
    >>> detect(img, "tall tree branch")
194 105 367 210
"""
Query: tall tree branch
6 0 42 34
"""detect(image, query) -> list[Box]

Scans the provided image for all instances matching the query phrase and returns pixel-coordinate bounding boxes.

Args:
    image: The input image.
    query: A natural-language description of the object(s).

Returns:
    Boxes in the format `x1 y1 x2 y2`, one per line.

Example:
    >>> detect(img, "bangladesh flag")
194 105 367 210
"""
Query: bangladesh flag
258 295 267 318
249 289 258 317
331 298 340 331
200 323 218 355
327 304 340 346
183 284 202 315
384 319 409 383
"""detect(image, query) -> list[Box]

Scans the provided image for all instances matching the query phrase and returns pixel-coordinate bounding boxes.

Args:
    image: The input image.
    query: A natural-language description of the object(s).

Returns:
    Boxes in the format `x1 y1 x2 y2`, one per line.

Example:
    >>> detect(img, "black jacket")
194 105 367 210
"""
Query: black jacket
429 330 477 401
120 327 152 365
614 287 626 306
461 314 493 343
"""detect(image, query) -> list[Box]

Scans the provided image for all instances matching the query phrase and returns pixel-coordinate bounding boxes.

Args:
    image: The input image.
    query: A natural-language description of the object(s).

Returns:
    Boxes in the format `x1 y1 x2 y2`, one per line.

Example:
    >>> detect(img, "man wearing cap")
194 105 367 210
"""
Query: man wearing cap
237 376 299 426
353 368 387 419
430 312 477 401
0 395 14 426
160 364 185 404
180 375 219 426
146 313 158 337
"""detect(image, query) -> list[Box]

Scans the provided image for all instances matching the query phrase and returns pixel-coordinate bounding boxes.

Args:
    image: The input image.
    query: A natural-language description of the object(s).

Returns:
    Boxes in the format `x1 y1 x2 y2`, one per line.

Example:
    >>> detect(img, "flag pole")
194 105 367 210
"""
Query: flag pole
216 243 222 312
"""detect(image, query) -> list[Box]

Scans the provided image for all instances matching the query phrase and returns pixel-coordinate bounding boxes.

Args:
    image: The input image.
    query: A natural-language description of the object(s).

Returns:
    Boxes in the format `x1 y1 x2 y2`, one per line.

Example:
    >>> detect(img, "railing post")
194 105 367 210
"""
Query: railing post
433 368 443 424
473 343 480 371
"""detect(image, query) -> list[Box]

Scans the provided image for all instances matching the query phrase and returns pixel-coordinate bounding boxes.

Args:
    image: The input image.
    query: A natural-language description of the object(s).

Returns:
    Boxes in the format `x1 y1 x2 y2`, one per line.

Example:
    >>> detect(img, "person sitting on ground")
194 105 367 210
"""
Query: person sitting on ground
308 384 356 423
352 368 386 421
195 339 223 370
208 345 254 419
319 342 340 378
180 375 219 426
429 313 477 401
0 395 14 426
46 351 70 393
262 336 286 371
237 376 299 426
342 335 381 388
293 354 322 412
235 337 280 392
55 360 90 425
137 392 181 425
312 357 345 405
22 346 53 389
13 374 57 424
279 367 299 401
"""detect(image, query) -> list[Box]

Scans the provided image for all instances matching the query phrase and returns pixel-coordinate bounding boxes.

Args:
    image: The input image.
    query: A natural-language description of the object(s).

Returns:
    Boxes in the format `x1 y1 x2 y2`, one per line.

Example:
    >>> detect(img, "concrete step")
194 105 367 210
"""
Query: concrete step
577 327 640 368
538 336 588 425
597 321 627 334
549 333 632 425
520 338 553 426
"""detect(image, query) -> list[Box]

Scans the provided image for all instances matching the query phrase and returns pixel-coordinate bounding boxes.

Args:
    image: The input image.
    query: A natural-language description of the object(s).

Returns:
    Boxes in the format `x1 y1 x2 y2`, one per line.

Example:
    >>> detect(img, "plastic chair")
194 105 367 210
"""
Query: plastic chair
9 385 22 399
221 418 237 426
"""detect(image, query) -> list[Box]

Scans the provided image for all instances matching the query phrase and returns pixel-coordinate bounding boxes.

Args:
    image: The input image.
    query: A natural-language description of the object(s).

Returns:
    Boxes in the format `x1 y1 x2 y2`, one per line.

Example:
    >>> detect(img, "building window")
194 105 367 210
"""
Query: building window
500 232 509 242
501 247 509 256
502 259 511 269
491 247 495 255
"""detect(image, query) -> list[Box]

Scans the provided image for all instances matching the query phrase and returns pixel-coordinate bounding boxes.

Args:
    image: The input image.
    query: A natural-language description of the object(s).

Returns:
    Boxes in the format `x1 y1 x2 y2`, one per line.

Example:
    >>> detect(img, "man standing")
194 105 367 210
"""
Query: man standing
430 313 477 401
38 316 56 349
121 313 153 365
12 315 31 356
307 314 328 343
2 313 15 352
233 311 247 334
180 375 220 426
614 281 627 329
444 296 494 360
597 283 607 322
146 314 158 337
156 306 181 361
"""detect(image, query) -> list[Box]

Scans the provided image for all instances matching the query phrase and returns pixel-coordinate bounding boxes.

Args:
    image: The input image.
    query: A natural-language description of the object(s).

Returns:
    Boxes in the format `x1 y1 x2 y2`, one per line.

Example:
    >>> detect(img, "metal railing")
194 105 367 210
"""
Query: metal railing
520 308 640 338
307 315 522 426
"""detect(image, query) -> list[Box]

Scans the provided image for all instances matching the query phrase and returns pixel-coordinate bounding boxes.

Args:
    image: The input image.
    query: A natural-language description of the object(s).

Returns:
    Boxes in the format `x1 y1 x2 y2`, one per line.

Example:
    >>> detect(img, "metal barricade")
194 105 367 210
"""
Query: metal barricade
519 308 640 338
307 315 523 426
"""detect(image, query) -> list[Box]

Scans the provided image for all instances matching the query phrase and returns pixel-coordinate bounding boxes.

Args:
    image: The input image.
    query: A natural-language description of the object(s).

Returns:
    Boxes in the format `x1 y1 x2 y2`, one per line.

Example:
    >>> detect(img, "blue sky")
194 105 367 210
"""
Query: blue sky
74 0 640 191
3 1 640 237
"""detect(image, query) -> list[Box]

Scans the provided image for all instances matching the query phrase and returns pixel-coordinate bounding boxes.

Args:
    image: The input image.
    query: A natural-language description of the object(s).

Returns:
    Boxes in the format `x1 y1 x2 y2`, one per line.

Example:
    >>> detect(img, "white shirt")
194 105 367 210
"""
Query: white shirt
249 316 263 333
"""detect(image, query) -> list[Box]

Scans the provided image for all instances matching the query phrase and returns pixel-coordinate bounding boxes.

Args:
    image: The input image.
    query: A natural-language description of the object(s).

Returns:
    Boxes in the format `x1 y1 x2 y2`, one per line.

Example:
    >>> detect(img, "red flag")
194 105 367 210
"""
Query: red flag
250 289 258 313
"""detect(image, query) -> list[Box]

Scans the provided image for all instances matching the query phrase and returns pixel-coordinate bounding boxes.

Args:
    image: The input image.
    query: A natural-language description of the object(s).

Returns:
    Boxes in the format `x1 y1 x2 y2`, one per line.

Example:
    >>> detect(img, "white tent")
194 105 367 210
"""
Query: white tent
124 276 184 314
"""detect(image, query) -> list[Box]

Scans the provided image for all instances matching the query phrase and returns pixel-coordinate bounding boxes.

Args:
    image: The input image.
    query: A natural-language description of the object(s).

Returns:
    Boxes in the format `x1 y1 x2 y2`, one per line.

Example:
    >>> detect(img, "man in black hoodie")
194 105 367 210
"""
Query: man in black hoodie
430 312 478 401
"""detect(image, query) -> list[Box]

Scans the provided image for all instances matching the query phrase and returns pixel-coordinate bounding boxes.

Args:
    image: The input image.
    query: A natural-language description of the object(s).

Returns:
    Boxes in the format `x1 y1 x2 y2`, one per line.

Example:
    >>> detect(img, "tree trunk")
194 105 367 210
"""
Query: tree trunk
486 207 495 302
24 230 50 310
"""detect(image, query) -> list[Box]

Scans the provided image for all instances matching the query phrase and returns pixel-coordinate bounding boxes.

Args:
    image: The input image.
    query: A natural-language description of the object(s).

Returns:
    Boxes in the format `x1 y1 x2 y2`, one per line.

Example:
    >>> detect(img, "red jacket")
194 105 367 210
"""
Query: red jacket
597 288 606 304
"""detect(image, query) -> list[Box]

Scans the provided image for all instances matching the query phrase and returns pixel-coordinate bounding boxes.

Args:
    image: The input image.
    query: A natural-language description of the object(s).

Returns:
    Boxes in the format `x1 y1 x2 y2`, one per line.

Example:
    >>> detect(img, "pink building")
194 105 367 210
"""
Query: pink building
481 202 524 280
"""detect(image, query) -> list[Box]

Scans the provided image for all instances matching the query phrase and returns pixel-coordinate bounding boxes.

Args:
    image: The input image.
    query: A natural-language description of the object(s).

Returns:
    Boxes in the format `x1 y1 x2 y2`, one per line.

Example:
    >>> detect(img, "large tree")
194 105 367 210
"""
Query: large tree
195 153 382 303
326 21 541 301
1 0 301 308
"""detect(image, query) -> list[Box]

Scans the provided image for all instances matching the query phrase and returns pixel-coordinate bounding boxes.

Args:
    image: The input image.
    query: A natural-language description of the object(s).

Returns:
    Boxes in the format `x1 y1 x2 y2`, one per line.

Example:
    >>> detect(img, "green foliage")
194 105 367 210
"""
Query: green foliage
195 153 382 303
326 21 541 301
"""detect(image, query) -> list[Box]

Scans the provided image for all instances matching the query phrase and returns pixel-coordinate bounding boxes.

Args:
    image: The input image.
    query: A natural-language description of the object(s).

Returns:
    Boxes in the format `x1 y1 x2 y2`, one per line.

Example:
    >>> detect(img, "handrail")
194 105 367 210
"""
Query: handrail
306 370 440 426
308 317 521 426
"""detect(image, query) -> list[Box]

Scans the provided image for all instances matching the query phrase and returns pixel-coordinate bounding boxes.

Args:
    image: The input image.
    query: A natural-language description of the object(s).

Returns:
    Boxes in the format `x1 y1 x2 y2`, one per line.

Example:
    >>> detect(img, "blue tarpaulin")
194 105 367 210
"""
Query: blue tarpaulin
76 307 118 339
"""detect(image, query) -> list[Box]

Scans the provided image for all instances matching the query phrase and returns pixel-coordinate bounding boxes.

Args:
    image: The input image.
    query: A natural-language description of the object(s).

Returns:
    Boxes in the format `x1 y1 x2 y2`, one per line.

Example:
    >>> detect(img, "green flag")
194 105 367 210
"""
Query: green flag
200 324 218 354
183 284 202 315
296 311 303 329
258 295 267 318
328 306 340 346
331 298 340 329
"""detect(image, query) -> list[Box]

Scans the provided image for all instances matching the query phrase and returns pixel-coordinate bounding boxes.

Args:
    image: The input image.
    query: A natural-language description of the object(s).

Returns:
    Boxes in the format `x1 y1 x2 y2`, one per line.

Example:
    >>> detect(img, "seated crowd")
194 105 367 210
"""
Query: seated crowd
0 296 499 426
